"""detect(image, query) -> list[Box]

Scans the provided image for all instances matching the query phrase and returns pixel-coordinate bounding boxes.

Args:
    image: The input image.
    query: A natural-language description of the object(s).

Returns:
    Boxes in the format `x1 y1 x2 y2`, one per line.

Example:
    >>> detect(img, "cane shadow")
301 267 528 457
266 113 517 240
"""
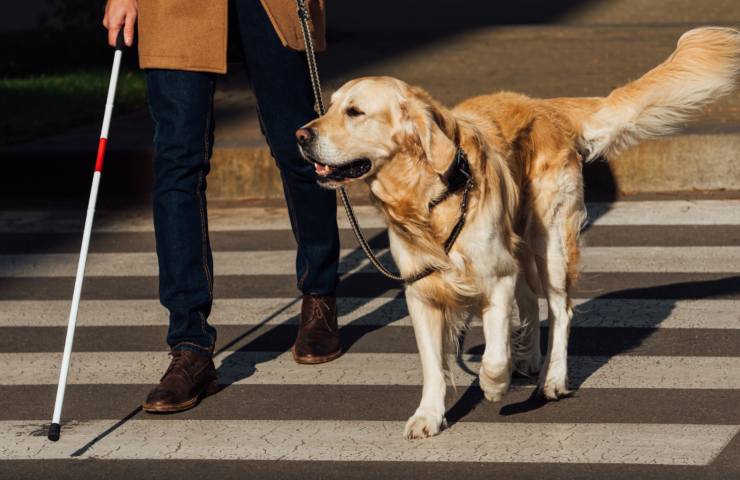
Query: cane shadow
60 230 402 453
445 275 740 425
214 231 407 390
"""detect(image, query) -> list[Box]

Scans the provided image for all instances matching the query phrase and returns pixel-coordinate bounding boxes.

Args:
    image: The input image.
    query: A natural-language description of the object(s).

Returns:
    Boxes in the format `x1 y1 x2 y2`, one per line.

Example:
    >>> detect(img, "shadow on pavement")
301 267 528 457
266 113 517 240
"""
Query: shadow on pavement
446 275 740 423
214 240 407 390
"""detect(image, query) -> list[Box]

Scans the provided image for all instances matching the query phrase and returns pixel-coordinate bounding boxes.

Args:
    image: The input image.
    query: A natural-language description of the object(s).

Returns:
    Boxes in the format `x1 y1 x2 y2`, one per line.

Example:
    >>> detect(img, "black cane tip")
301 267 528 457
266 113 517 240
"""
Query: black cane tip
48 423 61 441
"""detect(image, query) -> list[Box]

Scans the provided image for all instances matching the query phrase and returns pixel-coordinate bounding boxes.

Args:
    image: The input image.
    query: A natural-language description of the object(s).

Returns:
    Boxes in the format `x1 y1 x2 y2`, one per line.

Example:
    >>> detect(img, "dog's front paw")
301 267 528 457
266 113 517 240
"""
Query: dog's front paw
537 374 572 400
479 361 511 403
537 380 573 400
537 359 572 400
404 411 447 440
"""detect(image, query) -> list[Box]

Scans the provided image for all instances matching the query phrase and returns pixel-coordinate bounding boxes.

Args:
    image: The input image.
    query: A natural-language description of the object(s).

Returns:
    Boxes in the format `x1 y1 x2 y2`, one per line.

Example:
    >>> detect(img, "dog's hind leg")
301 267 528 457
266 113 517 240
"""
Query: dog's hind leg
479 274 516 403
535 215 581 400
513 268 542 377
404 289 448 440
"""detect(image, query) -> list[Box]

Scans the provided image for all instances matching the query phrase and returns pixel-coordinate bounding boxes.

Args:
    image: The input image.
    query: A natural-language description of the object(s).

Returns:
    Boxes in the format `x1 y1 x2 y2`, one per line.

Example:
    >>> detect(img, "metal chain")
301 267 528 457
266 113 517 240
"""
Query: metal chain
295 0 404 281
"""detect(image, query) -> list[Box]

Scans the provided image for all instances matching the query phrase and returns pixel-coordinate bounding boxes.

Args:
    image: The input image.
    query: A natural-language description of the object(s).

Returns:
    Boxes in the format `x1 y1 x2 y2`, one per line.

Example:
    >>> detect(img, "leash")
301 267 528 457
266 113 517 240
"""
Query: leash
295 0 473 284
296 0 403 281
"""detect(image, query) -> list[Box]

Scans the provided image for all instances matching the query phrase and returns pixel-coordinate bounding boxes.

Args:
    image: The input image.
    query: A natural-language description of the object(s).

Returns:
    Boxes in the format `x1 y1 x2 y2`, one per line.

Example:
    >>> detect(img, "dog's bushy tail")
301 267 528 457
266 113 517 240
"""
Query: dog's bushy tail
580 27 740 161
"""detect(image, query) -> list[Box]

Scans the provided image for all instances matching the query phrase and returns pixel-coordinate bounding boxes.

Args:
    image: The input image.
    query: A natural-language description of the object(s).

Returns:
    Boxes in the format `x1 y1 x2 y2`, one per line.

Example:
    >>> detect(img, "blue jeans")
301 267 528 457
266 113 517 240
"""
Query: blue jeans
147 0 340 353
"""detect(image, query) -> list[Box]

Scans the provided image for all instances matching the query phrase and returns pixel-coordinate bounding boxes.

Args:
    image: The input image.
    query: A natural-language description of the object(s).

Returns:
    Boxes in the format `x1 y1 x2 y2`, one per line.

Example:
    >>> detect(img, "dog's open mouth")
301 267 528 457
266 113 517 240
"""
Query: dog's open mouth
310 157 372 182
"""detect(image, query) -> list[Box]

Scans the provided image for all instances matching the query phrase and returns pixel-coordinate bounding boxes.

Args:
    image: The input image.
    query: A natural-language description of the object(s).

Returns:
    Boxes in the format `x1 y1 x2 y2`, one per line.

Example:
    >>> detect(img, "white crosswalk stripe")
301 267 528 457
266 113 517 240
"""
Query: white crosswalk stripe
1 298 737 328
2 200 739 233
1 200 739 472
3 351 740 389
3 420 737 465
2 246 739 276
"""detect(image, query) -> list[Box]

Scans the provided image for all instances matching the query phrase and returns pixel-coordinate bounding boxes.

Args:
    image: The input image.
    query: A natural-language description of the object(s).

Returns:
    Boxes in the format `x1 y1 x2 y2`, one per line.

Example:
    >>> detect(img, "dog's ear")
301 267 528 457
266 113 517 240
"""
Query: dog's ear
401 86 458 174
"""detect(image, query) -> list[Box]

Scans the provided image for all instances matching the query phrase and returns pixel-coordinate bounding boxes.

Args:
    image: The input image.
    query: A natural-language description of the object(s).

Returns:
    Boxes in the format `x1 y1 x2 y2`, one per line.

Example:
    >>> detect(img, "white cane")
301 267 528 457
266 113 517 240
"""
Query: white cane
48 31 127 442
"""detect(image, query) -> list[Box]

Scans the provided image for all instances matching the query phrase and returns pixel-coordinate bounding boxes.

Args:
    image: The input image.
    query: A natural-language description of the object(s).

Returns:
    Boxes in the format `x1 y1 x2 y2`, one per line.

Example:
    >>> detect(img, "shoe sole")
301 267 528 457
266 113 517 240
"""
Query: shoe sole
291 346 343 365
142 379 220 414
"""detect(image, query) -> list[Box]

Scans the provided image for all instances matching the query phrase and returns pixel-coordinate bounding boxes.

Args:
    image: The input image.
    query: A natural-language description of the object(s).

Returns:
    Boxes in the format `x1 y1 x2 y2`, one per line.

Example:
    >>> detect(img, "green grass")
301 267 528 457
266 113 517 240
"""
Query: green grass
0 70 147 145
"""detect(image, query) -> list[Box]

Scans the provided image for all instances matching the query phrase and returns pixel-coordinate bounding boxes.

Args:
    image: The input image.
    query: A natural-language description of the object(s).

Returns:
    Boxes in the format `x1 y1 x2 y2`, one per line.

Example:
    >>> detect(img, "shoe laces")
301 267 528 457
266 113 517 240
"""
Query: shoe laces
310 296 336 331
312 297 328 321
161 350 194 382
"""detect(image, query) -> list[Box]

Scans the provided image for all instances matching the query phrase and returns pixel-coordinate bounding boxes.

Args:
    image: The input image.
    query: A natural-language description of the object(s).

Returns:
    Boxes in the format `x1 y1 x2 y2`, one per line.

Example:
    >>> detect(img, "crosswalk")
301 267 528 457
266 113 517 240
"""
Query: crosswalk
1 199 739 478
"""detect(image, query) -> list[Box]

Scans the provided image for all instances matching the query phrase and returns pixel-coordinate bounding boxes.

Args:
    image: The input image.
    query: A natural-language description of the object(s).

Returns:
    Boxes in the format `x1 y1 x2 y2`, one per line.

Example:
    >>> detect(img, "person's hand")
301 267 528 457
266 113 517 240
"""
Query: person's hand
102 0 138 47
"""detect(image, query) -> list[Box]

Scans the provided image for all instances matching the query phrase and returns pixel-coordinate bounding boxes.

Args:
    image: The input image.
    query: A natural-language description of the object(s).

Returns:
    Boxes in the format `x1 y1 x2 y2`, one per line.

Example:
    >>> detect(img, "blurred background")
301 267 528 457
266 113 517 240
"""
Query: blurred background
1 0 145 146
1 0 739 206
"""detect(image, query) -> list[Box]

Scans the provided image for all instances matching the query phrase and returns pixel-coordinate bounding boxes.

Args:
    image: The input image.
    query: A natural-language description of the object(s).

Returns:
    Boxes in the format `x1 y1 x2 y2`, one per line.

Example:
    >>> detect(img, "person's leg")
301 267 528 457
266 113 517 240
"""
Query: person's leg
234 0 340 296
143 69 220 414
234 0 341 364
147 69 218 354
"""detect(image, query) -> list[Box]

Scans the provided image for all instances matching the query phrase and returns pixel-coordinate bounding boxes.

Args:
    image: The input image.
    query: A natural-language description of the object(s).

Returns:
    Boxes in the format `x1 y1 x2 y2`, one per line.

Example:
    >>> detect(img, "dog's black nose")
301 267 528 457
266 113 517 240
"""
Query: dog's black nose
296 128 315 146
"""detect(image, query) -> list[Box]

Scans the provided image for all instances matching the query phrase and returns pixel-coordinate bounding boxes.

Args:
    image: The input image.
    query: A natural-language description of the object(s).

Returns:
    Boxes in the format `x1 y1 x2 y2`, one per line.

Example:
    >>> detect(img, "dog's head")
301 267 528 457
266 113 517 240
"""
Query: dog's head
296 76 458 189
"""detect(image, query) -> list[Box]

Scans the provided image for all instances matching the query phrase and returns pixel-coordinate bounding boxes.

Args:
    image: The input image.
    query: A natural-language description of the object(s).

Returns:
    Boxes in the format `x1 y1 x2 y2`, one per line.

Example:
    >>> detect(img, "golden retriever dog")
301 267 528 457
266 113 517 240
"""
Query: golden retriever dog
296 27 740 439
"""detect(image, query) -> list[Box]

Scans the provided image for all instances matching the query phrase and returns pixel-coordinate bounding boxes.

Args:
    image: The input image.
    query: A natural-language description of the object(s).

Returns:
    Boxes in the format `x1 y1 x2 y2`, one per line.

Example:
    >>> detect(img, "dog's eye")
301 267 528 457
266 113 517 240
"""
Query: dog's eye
346 106 365 118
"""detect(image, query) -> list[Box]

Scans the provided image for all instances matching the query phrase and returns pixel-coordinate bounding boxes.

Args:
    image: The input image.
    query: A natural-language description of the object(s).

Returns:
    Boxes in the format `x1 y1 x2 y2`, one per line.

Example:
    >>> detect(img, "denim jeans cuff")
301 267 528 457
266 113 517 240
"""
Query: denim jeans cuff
171 342 214 356
303 288 337 297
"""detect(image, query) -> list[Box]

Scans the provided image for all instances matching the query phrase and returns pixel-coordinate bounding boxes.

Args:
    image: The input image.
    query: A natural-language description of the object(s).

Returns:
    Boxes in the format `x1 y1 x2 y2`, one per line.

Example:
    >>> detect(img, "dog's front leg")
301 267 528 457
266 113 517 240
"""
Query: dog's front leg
404 289 447 440
479 274 516 402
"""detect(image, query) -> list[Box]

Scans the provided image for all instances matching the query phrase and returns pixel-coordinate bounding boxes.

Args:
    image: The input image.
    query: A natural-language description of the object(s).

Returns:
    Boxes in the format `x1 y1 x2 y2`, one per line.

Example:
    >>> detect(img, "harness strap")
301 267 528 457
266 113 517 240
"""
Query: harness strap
405 160 475 284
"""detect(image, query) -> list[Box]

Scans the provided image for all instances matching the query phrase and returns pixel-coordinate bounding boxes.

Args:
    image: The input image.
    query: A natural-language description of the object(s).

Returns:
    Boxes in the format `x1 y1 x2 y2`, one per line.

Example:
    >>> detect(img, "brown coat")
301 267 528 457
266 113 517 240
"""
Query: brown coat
137 0 325 74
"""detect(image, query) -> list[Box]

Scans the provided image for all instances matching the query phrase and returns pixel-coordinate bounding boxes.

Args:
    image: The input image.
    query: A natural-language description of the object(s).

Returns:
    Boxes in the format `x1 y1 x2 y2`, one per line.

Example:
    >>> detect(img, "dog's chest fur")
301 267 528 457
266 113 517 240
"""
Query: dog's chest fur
376 182 519 310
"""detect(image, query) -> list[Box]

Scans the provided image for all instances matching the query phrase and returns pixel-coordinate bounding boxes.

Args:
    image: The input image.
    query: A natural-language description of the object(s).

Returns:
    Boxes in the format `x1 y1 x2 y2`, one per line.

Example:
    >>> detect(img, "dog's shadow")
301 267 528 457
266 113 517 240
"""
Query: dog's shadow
213 205 740 423
445 170 740 423
446 275 740 424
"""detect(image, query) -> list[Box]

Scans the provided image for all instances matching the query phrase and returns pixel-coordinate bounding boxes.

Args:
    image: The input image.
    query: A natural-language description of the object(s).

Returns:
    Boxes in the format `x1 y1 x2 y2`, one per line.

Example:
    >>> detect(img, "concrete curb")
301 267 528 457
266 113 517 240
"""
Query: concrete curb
206 131 740 199
607 132 740 193
206 146 371 200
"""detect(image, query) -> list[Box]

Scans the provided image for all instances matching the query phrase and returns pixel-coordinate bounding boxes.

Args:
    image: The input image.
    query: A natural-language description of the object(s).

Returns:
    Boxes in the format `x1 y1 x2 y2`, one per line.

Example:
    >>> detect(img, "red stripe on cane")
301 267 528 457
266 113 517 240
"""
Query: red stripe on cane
94 138 108 172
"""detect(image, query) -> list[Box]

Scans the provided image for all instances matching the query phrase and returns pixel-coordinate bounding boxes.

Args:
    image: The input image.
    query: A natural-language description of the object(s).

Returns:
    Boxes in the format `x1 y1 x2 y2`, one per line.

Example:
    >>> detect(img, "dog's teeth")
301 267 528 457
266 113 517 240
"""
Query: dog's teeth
314 164 332 176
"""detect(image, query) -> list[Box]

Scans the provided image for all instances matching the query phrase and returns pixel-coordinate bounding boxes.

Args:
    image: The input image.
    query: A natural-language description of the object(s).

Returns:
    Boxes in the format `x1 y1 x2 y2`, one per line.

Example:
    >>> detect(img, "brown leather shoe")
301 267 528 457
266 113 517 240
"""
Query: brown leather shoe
142 348 219 413
292 294 342 364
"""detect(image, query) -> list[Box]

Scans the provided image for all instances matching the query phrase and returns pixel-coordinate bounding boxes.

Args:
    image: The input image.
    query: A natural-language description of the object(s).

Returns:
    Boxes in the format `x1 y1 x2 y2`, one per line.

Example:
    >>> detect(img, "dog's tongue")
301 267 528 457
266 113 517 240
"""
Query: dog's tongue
315 163 333 176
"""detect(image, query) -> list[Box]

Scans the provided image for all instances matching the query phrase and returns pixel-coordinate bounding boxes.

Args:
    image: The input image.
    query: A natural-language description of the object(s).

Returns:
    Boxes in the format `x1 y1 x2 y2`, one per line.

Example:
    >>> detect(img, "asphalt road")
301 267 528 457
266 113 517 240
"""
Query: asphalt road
1 198 739 479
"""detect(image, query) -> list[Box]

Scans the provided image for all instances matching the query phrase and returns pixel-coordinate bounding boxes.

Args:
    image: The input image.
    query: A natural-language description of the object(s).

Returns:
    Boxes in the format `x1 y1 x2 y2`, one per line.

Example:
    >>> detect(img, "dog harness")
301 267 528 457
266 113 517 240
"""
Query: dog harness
404 146 476 284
